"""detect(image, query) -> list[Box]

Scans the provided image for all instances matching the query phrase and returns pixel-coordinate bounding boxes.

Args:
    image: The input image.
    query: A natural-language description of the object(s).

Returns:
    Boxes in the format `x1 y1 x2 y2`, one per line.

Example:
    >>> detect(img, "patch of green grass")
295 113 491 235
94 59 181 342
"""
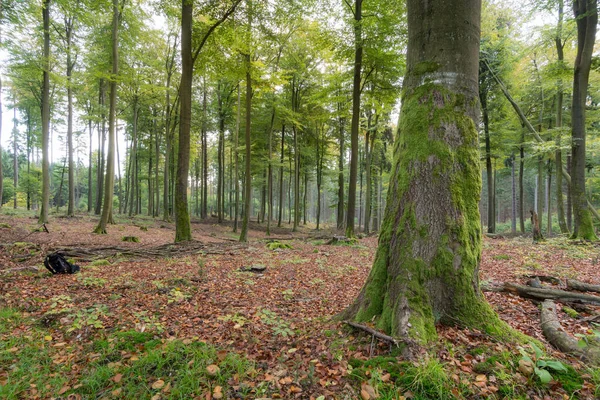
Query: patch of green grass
349 356 460 400
493 254 511 260
0 306 261 400
76 339 258 399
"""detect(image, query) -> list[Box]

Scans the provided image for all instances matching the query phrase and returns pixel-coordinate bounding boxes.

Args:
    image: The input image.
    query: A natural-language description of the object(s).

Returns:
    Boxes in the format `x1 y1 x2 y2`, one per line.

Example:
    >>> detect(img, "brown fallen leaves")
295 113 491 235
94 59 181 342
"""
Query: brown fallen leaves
2 215 600 398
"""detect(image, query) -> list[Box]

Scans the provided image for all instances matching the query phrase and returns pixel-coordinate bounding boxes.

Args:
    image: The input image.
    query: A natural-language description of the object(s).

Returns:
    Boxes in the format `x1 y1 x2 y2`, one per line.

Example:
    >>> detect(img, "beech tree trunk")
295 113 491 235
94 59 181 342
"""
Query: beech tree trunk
66 18 75 217
342 0 505 342
337 104 345 230
555 0 569 234
345 0 362 238
95 81 106 215
39 0 51 223
570 0 598 240
94 0 120 234
174 0 192 241
239 1 252 242
278 124 285 227
0 75 3 207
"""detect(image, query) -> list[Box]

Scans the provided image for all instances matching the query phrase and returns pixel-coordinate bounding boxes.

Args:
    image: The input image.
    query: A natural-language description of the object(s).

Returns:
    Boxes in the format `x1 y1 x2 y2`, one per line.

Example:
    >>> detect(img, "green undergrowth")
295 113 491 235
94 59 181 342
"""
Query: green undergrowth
347 344 591 400
0 307 264 400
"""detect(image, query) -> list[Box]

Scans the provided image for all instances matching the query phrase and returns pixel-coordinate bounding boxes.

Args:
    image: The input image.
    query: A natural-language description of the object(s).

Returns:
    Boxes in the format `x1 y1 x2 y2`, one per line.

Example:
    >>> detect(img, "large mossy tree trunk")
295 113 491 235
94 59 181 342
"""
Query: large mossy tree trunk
570 0 598 241
174 0 192 242
342 0 505 342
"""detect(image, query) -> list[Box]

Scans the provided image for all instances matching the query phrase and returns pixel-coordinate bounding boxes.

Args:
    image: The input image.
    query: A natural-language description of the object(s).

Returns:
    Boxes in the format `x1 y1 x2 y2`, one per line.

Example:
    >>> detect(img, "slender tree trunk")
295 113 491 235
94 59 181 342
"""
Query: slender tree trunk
66 18 75 217
217 81 225 223
0 75 3 207
95 81 106 215
39 0 51 223
26 110 31 210
537 158 544 232
240 1 252 242
94 0 120 233
278 124 285 227
267 108 275 235
547 162 553 236
116 121 122 214
88 118 93 212
511 155 517 234
174 0 193 241
555 0 569 234
342 0 505 343
481 93 494 233
570 0 598 240
364 114 372 234
13 106 18 210
234 85 241 232
337 108 345 230
346 0 362 238
201 77 208 220
519 129 525 233
129 100 138 216
567 154 572 230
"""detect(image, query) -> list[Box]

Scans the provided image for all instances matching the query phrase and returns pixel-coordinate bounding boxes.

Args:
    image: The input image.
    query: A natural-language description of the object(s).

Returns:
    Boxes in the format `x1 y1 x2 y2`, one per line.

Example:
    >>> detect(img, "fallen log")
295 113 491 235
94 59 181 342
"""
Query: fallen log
540 300 582 355
524 275 562 285
345 321 400 346
566 279 600 294
482 282 600 306
541 300 600 363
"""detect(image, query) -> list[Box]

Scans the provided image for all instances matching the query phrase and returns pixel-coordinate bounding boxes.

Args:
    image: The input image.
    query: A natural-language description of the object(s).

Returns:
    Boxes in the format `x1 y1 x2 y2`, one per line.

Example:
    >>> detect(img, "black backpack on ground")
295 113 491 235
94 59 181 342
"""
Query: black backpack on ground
44 252 80 274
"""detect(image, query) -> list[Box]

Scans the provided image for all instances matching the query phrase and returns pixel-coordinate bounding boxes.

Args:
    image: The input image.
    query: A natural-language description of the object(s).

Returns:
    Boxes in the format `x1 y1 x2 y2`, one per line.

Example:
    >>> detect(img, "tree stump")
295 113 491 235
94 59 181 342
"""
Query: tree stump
530 210 544 243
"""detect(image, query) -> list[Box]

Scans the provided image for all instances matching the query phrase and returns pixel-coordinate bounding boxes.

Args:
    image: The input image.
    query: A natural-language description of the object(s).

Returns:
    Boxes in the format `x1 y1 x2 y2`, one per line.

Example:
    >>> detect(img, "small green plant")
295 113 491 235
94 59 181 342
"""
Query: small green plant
77 275 107 288
197 257 206 278
519 343 567 384
90 259 110 266
168 288 190 304
281 289 294 300
310 278 324 285
218 313 249 328
257 308 294 337
493 254 511 260
267 241 292 250
121 236 140 243
132 310 165 334
68 304 109 332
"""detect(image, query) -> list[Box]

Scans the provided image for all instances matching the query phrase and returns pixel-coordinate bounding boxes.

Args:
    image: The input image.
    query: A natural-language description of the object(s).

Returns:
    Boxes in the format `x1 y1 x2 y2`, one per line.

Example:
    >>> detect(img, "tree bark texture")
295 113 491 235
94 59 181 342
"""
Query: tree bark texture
94 0 120 234
39 0 51 223
570 0 598 240
174 0 193 242
345 0 362 238
342 0 504 342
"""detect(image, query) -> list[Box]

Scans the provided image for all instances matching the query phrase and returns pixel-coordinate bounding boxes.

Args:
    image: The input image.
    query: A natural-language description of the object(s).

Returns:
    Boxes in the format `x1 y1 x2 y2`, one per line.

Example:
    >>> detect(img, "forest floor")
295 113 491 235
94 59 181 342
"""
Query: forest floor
1 210 600 399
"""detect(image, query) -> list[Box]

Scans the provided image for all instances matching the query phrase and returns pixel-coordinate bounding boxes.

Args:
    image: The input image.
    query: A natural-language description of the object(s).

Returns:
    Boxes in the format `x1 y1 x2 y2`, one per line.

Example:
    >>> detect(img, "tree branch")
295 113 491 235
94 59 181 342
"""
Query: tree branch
191 0 242 66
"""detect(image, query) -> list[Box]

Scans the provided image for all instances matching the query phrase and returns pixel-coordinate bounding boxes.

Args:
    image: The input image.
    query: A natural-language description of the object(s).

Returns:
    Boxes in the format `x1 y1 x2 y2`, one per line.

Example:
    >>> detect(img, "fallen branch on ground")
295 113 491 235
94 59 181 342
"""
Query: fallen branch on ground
540 300 583 356
345 321 400 346
540 300 600 363
567 279 600 294
482 282 600 306
51 241 247 262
